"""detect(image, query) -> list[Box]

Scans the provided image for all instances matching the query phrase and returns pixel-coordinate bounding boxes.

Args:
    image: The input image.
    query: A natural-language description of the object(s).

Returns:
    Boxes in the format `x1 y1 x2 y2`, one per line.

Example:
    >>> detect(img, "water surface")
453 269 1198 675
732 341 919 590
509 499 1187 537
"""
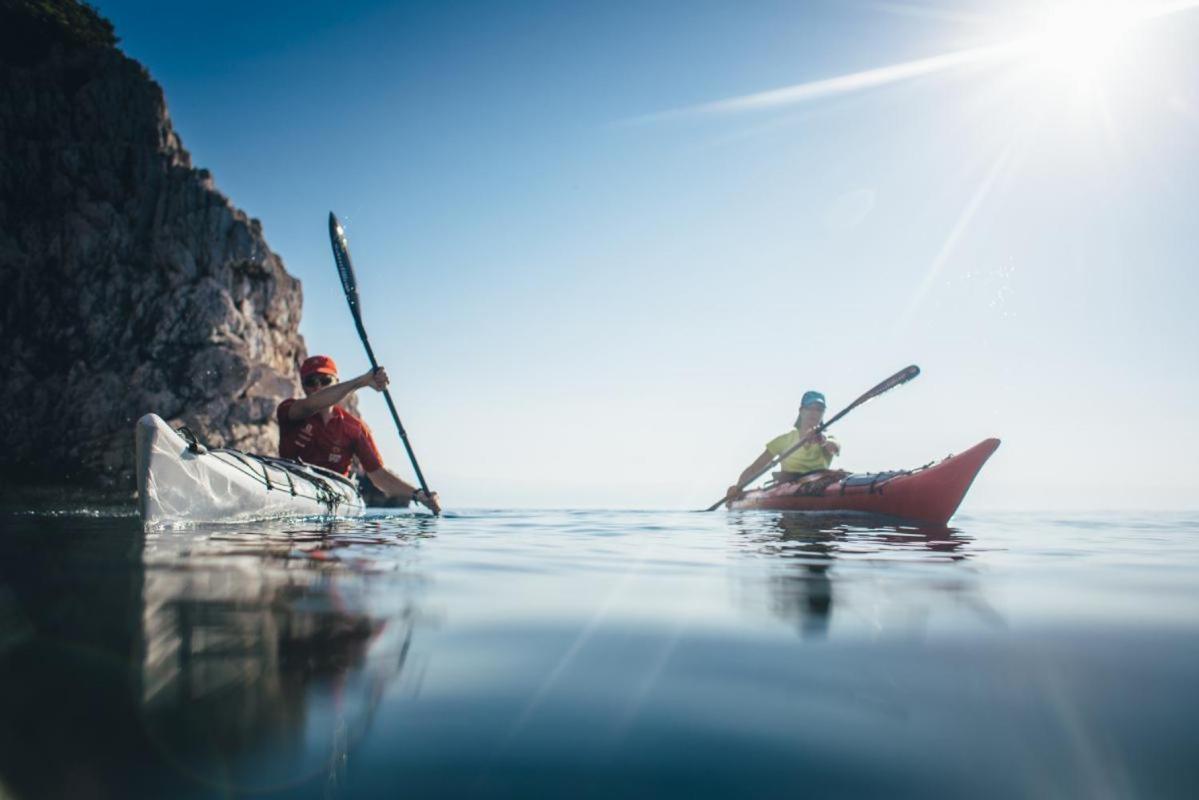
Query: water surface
1 508 1197 798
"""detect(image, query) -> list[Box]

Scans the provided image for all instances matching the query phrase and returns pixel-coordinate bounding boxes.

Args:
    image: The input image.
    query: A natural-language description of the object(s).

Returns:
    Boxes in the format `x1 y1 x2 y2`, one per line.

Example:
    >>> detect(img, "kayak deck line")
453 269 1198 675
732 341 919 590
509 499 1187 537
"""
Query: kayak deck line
728 438 1001 525
136 413 366 529
204 448 356 506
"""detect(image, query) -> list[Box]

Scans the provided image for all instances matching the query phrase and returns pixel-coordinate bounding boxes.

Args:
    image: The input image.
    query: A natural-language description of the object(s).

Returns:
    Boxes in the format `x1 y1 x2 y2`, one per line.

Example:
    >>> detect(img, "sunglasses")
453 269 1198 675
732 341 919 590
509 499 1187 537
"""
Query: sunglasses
303 373 336 389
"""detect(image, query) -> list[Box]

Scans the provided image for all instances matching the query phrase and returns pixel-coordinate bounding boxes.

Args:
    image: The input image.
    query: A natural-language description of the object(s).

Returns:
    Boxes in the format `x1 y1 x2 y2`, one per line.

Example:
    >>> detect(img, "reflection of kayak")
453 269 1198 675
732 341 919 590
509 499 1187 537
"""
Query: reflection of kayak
729 438 1000 524
136 413 365 528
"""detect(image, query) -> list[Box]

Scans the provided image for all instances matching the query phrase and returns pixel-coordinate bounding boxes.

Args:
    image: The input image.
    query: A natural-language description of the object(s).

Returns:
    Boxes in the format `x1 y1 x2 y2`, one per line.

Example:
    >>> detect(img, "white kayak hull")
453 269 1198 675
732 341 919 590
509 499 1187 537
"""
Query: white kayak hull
136 413 366 528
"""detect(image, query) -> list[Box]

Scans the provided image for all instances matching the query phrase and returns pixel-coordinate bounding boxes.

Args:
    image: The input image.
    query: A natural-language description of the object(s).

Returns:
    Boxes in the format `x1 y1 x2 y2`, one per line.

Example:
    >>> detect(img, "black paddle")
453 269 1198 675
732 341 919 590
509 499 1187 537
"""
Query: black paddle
705 364 921 512
328 212 436 513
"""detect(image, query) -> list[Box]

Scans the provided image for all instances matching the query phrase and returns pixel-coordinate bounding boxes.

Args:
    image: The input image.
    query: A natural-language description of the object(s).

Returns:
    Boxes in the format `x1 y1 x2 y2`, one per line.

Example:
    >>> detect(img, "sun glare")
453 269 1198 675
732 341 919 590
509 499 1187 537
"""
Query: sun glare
635 0 1199 334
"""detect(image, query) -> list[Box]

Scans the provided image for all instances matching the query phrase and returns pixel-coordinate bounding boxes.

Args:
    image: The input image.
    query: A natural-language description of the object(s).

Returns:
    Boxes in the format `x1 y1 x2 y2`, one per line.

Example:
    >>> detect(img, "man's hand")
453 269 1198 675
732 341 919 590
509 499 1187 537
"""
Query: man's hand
414 488 441 515
358 367 389 392
725 484 744 505
822 439 841 457
367 469 439 514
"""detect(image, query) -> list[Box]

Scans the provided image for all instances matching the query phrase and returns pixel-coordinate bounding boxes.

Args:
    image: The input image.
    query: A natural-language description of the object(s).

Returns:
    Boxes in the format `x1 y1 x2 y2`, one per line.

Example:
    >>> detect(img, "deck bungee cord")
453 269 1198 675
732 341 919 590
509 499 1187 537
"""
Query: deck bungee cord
174 425 356 515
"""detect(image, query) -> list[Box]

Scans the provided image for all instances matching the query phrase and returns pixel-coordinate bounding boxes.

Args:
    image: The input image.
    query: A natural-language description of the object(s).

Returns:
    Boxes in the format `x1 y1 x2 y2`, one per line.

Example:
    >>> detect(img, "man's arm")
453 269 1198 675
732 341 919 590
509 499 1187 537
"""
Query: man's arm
726 448 774 502
366 467 441 514
286 368 388 421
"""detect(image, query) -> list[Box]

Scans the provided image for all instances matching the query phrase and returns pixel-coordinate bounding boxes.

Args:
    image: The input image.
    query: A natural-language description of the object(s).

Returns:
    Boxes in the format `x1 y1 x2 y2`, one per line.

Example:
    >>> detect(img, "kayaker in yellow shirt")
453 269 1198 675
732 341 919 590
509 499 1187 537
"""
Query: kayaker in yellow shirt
726 391 841 504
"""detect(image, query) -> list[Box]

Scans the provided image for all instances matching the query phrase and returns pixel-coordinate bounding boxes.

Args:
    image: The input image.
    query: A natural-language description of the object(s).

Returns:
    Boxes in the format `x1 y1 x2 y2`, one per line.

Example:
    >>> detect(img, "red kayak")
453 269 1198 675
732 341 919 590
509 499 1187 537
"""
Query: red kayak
728 438 1000 525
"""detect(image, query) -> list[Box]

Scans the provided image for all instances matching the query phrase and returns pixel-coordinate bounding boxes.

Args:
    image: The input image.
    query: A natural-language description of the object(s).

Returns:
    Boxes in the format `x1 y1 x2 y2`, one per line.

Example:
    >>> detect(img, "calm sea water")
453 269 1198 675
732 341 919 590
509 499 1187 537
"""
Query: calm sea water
1 508 1197 799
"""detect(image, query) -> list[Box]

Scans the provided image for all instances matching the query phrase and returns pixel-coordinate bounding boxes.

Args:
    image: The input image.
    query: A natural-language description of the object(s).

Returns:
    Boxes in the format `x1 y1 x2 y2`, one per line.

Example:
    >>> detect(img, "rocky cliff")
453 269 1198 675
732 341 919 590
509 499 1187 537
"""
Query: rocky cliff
1 0 309 498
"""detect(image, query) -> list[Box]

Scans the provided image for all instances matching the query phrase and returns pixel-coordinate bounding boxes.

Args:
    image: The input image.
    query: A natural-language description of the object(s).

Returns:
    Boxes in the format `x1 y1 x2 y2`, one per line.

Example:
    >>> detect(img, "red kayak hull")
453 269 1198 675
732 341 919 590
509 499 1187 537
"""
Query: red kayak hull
728 438 1001 525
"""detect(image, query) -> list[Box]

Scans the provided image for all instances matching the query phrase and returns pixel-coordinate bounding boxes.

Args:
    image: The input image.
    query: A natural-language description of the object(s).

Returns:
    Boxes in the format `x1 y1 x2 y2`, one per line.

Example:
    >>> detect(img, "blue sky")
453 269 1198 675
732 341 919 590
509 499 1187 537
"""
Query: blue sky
98 0 1199 509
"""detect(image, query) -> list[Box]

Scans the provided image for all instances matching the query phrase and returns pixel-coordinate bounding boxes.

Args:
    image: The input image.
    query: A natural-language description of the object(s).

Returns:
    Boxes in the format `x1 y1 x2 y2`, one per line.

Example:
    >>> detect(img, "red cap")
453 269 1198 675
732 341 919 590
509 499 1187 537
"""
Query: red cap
300 355 338 379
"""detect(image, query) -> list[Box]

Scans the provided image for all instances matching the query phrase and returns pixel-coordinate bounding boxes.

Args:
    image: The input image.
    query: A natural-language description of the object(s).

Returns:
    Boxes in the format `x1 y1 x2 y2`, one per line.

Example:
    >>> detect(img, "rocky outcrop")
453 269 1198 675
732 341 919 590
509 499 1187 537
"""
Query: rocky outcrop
1 1 309 497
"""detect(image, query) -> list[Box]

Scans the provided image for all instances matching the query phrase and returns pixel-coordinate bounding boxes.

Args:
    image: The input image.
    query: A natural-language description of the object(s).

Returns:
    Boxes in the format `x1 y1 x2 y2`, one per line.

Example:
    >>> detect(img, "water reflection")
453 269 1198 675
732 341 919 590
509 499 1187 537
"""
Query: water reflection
137 517 429 795
731 512 970 561
730 512 982 638
6 510 1199 797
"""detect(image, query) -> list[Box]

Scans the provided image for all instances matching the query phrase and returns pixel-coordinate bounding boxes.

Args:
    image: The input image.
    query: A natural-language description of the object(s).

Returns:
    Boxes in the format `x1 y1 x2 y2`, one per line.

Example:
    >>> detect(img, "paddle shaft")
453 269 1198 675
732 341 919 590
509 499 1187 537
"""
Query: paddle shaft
705 365 920 512
355 323 432 499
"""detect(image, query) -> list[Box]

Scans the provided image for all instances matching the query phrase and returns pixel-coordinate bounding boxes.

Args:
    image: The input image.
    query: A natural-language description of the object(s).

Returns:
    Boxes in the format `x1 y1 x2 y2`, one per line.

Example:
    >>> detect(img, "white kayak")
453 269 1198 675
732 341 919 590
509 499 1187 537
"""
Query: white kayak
136 413 366 528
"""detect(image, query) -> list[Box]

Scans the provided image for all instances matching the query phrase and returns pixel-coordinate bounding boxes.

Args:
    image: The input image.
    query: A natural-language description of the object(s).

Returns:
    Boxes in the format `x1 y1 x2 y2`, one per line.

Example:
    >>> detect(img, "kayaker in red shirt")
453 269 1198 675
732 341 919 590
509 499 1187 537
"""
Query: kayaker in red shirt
278 355 440 513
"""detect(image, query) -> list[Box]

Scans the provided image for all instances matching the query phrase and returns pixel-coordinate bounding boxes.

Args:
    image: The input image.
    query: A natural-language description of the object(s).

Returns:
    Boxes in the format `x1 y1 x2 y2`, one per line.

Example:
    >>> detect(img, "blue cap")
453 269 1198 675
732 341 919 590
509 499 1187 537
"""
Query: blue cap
800 390 826 408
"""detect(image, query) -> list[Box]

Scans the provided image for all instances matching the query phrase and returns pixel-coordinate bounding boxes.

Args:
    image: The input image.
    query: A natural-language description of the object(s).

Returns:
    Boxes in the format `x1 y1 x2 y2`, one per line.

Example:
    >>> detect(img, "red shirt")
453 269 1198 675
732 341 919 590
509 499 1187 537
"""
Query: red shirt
277 400 384 475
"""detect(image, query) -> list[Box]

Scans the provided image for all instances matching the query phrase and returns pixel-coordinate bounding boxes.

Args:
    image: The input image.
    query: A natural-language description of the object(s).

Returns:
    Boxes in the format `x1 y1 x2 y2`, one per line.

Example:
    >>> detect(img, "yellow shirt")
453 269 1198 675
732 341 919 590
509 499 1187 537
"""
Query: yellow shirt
766 429 838 474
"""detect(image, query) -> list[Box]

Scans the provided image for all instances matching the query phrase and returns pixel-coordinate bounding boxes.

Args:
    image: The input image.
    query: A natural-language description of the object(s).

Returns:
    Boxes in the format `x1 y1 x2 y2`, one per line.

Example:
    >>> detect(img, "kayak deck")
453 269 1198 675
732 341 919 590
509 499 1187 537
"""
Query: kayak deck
728 438 1000 525
136 413 365 528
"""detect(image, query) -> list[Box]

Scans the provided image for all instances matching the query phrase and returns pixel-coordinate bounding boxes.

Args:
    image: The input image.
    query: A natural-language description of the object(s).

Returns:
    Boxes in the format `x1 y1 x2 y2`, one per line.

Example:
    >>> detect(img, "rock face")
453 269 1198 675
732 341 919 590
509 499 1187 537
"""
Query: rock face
0 1 309 496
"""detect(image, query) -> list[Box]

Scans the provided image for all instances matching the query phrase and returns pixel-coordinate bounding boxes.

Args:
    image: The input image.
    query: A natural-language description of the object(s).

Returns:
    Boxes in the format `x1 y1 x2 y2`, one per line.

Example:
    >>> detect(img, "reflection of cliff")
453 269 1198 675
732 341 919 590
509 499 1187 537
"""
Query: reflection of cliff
733 514 975 639
0 0 310 495
0 515 422 798
139 537 414 792
142 571 383 748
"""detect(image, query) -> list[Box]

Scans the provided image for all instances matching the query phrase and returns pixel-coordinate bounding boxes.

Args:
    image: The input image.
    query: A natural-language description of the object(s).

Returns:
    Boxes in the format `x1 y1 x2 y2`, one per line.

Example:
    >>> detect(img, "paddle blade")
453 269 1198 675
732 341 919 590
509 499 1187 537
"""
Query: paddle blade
876 364 920 394
826 364 920 426
328 212 360 306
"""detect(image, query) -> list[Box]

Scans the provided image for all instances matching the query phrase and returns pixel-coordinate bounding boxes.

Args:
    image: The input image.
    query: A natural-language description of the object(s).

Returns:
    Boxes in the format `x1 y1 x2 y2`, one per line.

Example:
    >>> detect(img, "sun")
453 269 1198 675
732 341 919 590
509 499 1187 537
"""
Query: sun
1018 1 1139 93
